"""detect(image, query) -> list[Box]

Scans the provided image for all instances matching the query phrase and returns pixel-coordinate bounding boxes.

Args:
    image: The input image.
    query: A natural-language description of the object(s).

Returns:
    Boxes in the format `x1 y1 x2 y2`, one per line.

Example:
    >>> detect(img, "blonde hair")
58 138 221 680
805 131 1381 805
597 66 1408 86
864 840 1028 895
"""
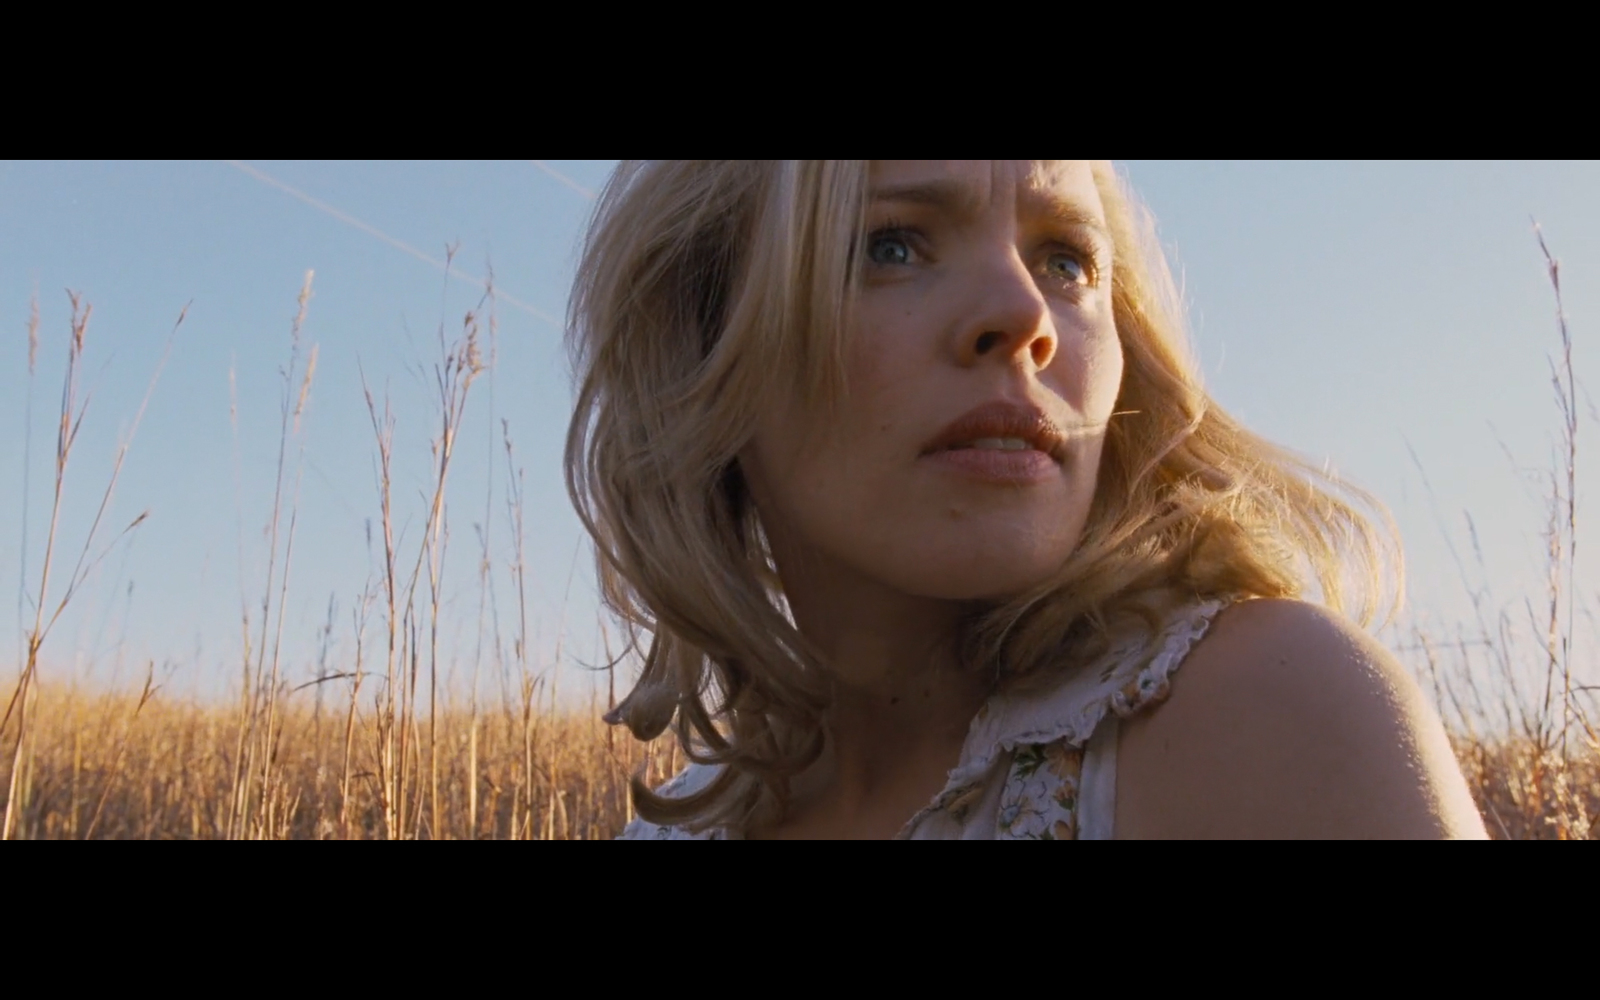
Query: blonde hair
565 160 1400 830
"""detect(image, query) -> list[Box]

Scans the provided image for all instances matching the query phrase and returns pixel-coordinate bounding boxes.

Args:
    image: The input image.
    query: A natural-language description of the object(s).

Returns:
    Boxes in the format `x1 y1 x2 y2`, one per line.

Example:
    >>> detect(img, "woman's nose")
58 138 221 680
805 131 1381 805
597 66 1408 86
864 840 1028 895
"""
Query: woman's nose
954 250 1057 372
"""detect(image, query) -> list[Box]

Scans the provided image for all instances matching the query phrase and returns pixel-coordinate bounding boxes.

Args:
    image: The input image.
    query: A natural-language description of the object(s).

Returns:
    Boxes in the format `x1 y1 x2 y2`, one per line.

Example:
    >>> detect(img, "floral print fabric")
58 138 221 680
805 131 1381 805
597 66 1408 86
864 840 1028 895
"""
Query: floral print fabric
997 740 1085 840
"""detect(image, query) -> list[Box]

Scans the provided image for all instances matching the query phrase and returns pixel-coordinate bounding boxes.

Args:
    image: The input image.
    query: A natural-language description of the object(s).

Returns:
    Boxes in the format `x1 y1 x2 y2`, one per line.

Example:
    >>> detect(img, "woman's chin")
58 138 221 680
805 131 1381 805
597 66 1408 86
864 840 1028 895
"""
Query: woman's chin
882 550 1069 604
830 515 1081 603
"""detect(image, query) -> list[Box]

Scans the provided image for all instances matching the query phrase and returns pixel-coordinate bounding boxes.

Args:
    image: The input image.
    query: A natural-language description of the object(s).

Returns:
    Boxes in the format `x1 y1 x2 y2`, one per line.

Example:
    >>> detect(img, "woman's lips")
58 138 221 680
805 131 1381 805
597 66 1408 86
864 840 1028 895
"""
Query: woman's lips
919 400 1069 483
920 445 1059 484
921 400 1068 462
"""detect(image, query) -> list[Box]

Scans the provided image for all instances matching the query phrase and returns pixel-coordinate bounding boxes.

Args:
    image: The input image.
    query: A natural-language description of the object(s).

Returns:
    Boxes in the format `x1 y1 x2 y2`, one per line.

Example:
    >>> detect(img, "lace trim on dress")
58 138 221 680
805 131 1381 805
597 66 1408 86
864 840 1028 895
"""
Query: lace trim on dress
898 597 1230 838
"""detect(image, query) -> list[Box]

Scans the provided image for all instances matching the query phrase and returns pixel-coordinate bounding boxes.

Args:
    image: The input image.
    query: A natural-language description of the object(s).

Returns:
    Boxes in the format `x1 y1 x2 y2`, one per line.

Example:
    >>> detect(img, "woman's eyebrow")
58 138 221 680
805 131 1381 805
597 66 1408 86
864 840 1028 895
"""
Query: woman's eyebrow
869 180 1112 242
867 179 985 217
1019 190 1113 242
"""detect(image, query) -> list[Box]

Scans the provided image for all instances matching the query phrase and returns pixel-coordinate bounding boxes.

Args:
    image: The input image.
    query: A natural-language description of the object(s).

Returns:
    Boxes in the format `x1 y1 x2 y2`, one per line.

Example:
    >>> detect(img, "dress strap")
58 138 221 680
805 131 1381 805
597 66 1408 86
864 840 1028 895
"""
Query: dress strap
988 597 1235 840
1077 715 1119 840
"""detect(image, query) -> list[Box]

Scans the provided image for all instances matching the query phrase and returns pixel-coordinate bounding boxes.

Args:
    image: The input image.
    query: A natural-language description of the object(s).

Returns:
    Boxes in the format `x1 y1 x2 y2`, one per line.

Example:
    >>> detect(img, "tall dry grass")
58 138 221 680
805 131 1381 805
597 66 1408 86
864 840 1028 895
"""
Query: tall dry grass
5 681 676 840
2 267 682 840
3 229 1598 839
1397 225 1600 839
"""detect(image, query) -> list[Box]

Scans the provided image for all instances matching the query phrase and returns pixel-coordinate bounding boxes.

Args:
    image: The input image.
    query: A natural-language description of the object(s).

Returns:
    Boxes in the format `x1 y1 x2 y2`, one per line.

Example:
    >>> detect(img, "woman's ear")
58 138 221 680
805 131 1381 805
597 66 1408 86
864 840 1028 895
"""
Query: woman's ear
731 447 774 521
721 460 749 511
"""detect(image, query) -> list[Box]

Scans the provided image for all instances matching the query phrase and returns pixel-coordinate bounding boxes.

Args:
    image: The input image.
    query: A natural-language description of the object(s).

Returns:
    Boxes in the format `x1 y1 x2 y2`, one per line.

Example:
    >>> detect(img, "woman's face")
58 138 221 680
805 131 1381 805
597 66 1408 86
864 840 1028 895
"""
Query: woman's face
742 160 1124 603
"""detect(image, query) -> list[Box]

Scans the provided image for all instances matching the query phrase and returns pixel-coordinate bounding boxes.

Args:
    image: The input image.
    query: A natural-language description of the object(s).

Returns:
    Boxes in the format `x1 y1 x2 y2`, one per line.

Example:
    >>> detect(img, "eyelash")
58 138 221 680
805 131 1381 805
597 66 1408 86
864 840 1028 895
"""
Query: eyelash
864 218 921 265
1042 239 1104 288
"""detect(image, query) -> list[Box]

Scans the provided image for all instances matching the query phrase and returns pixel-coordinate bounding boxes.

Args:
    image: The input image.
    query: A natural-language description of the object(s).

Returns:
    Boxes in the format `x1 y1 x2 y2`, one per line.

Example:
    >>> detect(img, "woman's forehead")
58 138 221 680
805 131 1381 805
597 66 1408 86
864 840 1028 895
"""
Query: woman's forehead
867 160 1103 219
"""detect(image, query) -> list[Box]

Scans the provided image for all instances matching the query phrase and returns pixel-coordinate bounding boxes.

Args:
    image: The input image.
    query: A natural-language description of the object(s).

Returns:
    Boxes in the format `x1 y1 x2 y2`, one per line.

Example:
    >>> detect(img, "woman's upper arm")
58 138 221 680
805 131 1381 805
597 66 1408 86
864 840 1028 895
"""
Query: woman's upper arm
1115 598 1488 839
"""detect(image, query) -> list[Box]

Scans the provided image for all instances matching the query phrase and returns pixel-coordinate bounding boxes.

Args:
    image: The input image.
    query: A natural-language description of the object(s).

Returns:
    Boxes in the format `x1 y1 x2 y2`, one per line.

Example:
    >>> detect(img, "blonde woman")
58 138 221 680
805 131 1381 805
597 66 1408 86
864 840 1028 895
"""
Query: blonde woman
567 160 1486 840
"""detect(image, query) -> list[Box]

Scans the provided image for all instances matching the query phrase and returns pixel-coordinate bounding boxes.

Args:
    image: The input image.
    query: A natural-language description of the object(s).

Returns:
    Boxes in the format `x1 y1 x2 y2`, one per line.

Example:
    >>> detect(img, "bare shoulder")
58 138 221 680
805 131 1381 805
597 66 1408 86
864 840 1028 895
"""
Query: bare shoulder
1115 598 1487 839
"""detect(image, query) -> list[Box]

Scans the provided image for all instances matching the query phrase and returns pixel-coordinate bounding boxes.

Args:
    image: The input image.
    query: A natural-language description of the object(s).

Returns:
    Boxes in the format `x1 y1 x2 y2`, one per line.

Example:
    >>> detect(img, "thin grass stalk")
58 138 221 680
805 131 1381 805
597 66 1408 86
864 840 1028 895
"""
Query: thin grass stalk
1535 225 1590 837
469 276 500 841
238 277 310 831
360 376 400 838
4 296 90 839
340 591 372 839
227 273 313 839
1536 230 1578 737
401 617 416 837
13 296 38 700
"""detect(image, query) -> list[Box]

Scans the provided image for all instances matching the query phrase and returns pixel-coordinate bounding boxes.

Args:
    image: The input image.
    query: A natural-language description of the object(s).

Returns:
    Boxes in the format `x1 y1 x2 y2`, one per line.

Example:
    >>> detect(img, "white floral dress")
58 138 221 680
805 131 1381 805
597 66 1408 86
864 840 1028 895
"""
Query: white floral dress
620 598 1231 840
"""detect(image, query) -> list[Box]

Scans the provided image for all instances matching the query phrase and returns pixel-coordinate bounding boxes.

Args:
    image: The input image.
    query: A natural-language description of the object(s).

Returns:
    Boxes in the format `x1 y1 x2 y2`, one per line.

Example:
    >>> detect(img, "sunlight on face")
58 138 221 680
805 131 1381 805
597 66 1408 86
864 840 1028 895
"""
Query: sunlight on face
743 160 1124 602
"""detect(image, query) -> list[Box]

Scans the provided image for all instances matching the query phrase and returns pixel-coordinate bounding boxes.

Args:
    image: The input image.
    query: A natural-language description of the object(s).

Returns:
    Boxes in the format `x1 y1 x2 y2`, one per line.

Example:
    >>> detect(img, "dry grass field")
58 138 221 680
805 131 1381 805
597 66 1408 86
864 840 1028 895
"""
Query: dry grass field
4 239 1599 840
0 682 1594 839
1454 737 1598 839
5 682 675 840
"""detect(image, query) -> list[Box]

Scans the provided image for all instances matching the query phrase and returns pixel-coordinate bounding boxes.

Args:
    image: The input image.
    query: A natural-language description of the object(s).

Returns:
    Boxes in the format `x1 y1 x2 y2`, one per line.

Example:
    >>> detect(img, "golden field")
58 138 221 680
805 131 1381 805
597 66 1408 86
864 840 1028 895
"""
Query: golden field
0 681 1594 839
3 681 675 838
4 682 675 840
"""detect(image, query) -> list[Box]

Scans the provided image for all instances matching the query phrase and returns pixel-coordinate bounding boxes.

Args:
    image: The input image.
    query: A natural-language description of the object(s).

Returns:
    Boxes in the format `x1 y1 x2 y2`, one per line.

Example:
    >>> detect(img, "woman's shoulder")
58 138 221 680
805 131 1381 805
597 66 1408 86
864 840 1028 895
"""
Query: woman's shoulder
1114 598 1487 838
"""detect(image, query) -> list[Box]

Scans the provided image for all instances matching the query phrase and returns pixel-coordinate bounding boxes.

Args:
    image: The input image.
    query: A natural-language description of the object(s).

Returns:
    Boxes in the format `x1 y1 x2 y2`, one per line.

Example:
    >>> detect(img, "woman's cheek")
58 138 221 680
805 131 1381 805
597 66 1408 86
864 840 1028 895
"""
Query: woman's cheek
1086 332 1125 418
1050 315 1123 417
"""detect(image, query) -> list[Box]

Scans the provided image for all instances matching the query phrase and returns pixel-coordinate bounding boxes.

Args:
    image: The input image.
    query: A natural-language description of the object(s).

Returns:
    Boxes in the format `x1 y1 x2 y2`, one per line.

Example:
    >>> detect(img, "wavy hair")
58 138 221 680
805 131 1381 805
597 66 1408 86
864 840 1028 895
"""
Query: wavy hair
565 160 1400 830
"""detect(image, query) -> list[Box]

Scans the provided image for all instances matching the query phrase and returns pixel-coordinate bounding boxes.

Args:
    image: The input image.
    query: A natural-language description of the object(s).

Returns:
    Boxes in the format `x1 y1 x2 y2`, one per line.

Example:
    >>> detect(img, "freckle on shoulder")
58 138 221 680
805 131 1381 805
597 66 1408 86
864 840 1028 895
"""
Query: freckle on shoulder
1186 598 1383 683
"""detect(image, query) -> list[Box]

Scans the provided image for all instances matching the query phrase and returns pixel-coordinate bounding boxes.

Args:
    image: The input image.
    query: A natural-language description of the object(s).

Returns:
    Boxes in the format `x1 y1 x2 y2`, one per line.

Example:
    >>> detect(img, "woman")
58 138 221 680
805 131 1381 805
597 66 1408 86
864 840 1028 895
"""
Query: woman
567 160 1486 839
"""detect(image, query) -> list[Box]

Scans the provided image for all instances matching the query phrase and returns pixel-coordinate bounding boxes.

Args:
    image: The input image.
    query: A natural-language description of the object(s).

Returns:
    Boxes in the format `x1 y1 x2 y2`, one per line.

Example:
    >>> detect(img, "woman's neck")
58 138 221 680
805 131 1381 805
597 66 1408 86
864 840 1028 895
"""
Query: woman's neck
759 548 992 838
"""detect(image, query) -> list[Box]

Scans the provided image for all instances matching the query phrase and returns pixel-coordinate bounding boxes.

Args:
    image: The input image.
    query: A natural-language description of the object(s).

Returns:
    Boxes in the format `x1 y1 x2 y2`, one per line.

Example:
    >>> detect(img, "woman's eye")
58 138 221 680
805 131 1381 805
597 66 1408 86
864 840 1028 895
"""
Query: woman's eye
866 232 913 266
1045 252 1088 285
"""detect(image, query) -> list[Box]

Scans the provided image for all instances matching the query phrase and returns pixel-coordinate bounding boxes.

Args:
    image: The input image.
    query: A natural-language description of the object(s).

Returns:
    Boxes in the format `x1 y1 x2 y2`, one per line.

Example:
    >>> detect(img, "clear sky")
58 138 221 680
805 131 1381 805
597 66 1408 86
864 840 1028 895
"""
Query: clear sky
3 161 1598 701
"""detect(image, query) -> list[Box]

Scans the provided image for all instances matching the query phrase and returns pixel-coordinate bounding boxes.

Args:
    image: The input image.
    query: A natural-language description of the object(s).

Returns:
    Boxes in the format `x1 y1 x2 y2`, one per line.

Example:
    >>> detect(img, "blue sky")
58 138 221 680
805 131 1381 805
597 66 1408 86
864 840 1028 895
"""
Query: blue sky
3 160 1597 701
